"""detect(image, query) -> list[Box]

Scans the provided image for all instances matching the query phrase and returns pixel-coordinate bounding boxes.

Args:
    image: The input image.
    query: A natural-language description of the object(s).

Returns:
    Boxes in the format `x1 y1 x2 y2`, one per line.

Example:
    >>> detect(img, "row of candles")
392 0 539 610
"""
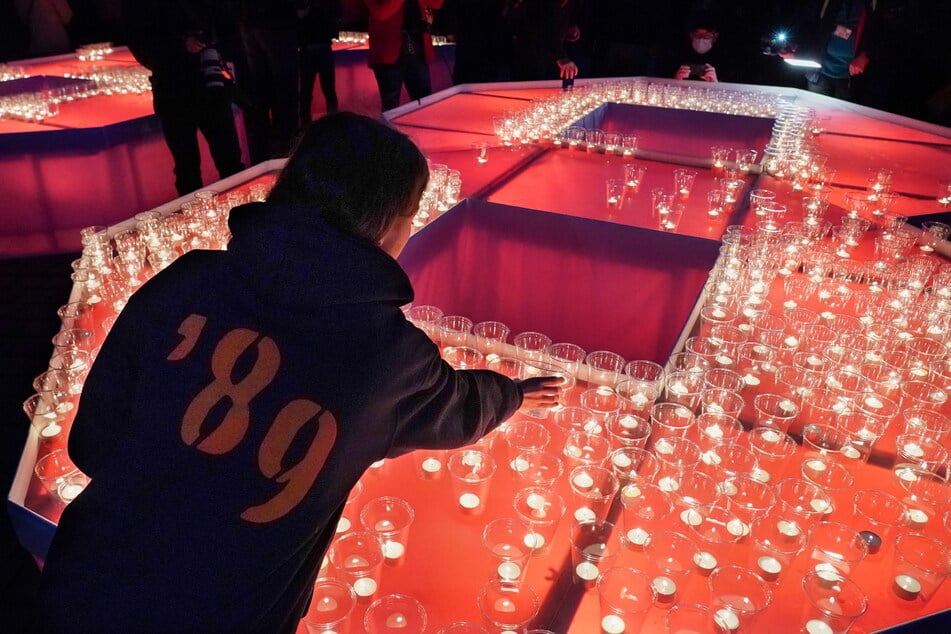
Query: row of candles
0 63 29 82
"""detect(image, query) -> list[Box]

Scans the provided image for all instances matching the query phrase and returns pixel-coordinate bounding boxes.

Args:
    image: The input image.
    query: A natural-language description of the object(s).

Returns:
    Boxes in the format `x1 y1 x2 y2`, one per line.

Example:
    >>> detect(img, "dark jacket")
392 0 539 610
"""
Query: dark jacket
37 201 522 633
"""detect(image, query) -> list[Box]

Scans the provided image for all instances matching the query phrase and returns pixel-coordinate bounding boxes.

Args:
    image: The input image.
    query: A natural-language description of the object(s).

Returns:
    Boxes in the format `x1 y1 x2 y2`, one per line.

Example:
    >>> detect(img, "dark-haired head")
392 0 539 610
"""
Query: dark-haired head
267 112 429 244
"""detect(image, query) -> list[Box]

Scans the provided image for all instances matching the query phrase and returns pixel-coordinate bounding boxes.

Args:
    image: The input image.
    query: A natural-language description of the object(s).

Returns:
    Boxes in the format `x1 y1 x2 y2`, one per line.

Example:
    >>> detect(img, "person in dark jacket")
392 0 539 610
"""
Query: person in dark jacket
298 0 341 123
122 0 244 196
35 112 558 633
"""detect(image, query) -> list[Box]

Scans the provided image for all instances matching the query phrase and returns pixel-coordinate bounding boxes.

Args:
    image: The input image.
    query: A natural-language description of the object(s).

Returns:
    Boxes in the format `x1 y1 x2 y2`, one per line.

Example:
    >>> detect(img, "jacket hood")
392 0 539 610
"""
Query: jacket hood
225 201 414 310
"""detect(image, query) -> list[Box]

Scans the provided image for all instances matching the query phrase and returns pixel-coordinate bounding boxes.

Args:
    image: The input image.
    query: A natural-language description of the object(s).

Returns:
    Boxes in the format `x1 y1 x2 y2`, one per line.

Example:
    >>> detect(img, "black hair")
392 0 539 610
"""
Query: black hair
267 112 429 243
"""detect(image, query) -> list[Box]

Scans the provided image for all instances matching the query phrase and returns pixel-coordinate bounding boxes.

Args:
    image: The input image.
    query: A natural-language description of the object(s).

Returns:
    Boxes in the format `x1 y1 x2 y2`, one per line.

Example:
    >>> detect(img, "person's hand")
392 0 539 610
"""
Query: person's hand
701 65 718 82
515 377 561 411
675 65 691 80
849 52 869 76
557 59 579 79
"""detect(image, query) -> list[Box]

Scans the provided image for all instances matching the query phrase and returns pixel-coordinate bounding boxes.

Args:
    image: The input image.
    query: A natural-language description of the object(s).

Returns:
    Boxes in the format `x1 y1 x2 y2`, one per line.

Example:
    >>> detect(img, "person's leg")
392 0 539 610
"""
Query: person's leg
261 27 299 157
372 63 405 111
151 80 203 196
197 89 245 181
314 44 338 112
299 45 318 125
237 24 272 164
402 54 432 102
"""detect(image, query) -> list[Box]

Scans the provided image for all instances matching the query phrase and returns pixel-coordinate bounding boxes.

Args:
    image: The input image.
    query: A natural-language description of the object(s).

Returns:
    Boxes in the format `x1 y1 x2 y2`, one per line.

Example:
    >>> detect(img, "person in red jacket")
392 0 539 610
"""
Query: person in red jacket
364 0 445 111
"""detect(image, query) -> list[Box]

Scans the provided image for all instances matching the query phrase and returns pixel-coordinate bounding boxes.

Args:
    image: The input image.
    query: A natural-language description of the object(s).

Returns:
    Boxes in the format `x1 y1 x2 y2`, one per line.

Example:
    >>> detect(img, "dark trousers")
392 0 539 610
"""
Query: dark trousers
238 24 299 163
371 53 432 112
151 79 244 197
807 72 854 102
299 43 338 123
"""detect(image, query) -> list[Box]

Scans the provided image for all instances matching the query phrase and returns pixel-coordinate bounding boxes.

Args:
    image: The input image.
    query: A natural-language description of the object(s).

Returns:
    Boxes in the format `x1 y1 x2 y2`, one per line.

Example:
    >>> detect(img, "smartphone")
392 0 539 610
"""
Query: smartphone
689 64 708 78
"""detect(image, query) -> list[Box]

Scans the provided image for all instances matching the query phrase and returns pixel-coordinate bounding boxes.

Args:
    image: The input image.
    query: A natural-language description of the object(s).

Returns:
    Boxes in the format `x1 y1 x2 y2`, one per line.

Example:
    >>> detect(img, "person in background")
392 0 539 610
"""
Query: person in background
298 0 341 124
35 112 559 633
441 0 509 84
237 0 303 162
122 0 244 197
363 0 445 112
500 0 578 81
793 0 877 101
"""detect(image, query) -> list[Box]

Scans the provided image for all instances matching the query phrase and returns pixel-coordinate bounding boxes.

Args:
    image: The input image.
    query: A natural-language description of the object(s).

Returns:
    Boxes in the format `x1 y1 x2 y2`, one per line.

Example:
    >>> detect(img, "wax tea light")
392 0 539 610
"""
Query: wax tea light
652 576 677 602
757 556 782 581
894 574 922 599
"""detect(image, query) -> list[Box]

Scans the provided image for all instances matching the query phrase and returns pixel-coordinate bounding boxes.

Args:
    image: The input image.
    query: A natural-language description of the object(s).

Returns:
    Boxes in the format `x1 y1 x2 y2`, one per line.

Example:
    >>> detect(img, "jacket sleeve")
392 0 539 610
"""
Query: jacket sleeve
384 324 522 457
66 311 138 479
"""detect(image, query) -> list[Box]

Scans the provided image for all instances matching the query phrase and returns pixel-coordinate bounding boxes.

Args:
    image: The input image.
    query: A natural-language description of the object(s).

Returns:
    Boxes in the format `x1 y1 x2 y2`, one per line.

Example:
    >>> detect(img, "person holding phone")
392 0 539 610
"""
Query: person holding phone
665 13 737 83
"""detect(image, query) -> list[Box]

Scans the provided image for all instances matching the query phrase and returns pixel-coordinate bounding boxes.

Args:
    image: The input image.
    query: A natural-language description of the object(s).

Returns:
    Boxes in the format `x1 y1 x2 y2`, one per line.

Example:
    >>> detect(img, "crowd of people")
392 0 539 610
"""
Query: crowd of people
4 0 951 194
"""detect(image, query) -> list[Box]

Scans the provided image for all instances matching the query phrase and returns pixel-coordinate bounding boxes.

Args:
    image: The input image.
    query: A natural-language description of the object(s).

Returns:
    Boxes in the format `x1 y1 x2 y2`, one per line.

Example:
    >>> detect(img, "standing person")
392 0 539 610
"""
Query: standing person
238 0 303 162
793 0 876 101
299 0 341 125
501 0 579 81
363 0 445 112
122 0 244 197
34 112 559 633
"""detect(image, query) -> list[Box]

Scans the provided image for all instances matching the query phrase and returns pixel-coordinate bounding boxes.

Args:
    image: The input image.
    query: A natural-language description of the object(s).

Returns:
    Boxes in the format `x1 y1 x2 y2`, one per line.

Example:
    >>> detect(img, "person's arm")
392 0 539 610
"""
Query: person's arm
66 313 138 478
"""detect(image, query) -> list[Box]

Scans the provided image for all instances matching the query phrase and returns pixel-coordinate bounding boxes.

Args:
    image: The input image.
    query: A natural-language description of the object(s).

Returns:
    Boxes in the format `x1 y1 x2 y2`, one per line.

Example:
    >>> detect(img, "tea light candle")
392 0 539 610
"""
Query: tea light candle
894 574 922 599
41 423 62 438
622 485 641 499
526 492 548 512
652 576 677 601
573 471 595 489
574 507 597 522
462 453 483 467
752 468 771 483
655 439 674 455
715 608 740 631
459 493 481 509
315 596 338 612
814 563 841 583
727 518 749 537
810 498 831 513
658 476 680 493
493 598 517 613
783 299 798 310
704 424 724 440
863 396 883 410
777 520 801 537
383 541 405 559
702 450 723 466
498 561 521 580
744 373 761 387
903 442 925 459
907 508 929 528
716 355 734 366
805 619 834 634
385 613 408 628
613 453 632 468
353 577 378 597
694 551 718 572
602 614 626 634
335 517 351 533
627 527 650 546
681 508 703 527
806 459 828 473
669 382 688 396
576 561 600 580
780 399 797 414
840 445 861 460
59 483 84 502
762 430 783 443
757 555 782 580
375 519 396 532
421 457 442 473
524 532 545 550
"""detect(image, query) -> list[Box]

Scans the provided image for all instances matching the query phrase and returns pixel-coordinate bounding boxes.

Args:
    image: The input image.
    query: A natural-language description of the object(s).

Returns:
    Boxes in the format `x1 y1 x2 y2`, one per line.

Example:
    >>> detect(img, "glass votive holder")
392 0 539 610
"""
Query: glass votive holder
701 306 738 342
703 368 745 393
892 532 951 605
568 464 619 522
328 531 385 598
662 371 704 412
852 489 908 546
722 475 775 526
413 448 448 480
570 519 620 586
802 521 869 580
650 401 696 440
609 446 660 486
695 412 743 452
895 433 949 473
749 513 807 584
477 580 539 632
513 331 552 364
482 518 533 582
437 623 489 634
800 457 855 508
687 504 746 574
562 429 611 470
619 481 672 549
623 163 647 189
659 203 685 232
751 393 799 434
472 320 510 359
646 530 700 607
504 420 551 470
547 342 586 377
653 437 704 487
605 413 651 450
673 168 698 199
364 594 427 634
596 567 655 633
802 423 853 462
710 145 732 170
606 178 625 208
512 486 566 557
443 346 485 370
447 449 497 515
773 477 834 529
666 603 724 634
708 565 772 632
554 405 602 437
667 470 721 527
699 388 745 419
707 189 728 219
511 449 563 488
835 412 885 464
894 464 950 529
406 305 443 340
900 380 948 413
472 141 489 165
800 570 868 634
746 428 797 483
486 356 524 380
437 315 473 349
701 443 759 485
579 386 622 424
302 577 356 634
585 351 627 386
33 449 88 504
360 496 415 563
23 392 70 440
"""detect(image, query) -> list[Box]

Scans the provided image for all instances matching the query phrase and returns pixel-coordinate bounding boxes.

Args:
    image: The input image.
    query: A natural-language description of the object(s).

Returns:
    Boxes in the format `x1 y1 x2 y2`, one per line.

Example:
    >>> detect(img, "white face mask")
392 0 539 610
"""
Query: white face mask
692 38 714 55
